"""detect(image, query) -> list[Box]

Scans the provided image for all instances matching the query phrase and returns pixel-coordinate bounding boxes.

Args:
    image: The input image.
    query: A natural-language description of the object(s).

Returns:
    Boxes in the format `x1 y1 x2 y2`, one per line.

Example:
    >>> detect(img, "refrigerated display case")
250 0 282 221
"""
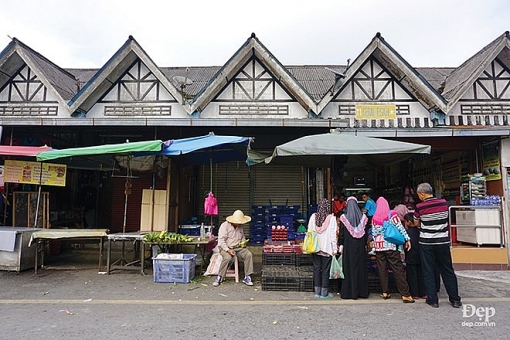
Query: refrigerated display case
460 175 486 205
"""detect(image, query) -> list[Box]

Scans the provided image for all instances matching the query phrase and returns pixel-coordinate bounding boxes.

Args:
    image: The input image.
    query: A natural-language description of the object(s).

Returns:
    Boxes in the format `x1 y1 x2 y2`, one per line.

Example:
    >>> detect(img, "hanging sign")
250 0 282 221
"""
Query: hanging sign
355 104 396 120
482 141 501 181
4 160 67 186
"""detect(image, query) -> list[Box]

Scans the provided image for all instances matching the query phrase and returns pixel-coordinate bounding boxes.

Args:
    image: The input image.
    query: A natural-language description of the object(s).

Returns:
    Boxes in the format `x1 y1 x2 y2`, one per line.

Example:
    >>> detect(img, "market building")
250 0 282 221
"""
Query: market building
0 31 509 270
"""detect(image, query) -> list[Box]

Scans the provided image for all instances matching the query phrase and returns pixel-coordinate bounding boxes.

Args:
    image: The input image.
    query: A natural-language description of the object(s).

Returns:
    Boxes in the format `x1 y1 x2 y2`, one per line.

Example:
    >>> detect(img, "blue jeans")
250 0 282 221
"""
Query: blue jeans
312 254 332 294
420 243 461 304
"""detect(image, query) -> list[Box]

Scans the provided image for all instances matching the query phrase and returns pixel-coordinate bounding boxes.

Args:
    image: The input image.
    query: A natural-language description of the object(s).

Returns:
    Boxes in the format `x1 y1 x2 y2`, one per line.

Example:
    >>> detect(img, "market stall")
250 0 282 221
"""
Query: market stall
250 132 431 292
29 228 108 274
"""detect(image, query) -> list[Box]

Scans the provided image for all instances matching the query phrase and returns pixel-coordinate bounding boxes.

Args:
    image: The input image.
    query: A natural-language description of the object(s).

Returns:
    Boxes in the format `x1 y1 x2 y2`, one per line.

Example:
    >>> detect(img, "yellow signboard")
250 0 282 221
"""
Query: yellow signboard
355 104 396 120
4 160 67 187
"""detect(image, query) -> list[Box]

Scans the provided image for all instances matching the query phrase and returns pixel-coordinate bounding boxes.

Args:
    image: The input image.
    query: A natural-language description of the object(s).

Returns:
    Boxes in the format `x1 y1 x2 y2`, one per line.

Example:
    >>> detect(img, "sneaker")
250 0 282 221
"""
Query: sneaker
319 293 334 299
368 250 376 255
243 276 254 286
212 276 222 287
426 301 439 308
451 300 462 308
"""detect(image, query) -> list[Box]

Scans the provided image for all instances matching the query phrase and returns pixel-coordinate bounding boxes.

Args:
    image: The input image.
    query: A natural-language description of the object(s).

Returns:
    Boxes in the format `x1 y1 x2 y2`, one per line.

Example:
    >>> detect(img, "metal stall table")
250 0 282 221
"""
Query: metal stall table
29 229 109 274
144 236 217 274
0 227 42 272
106 232 146 275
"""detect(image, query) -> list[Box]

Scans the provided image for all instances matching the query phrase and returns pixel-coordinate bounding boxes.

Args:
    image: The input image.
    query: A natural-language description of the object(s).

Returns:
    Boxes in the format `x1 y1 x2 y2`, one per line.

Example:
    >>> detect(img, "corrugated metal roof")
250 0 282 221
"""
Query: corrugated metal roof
415 67 455 93
287 65 343 101
62 62 481 104
64 64 349 101
159 66 221 96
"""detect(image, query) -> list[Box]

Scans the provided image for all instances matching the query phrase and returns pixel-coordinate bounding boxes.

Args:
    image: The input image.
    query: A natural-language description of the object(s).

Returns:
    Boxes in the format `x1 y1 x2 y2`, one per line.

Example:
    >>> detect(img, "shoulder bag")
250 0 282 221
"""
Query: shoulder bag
383 212 405 245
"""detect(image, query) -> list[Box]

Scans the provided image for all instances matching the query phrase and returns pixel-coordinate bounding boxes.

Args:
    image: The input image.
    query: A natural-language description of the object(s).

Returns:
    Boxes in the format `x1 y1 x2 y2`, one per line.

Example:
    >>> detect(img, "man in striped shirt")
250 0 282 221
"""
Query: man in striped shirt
414 182 462 309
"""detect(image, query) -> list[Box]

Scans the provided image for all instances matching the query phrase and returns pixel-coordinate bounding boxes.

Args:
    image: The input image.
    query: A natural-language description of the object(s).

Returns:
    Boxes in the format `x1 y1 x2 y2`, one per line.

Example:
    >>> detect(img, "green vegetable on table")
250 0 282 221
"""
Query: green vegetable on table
142 231 193 243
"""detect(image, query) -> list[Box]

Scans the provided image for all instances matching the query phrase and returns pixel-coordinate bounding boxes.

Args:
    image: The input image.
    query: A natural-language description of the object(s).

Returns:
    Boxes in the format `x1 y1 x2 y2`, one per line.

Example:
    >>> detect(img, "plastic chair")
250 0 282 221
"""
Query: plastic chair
225 255 239 283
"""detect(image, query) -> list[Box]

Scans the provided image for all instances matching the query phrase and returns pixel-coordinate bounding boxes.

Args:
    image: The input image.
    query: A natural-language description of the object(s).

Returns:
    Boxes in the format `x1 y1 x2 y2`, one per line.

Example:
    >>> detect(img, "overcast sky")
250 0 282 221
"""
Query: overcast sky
0 0 508 69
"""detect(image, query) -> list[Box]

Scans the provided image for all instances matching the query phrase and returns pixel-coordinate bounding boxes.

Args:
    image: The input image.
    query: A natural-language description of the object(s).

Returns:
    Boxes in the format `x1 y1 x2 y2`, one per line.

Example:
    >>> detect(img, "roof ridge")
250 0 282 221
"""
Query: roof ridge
12 37 77 80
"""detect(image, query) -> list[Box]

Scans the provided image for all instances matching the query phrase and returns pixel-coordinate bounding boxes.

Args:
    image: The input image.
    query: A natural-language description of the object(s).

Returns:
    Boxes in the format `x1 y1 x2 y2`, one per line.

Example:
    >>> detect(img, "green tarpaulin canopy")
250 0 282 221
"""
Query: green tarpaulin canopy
36 140 163 162
253 132 431 166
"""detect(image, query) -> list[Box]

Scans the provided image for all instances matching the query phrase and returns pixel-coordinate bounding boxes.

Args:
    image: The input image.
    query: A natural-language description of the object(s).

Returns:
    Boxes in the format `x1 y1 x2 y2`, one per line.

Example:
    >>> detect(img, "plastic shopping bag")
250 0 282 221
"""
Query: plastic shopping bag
204 252 222 276
330 254 344 279
301 230 320 254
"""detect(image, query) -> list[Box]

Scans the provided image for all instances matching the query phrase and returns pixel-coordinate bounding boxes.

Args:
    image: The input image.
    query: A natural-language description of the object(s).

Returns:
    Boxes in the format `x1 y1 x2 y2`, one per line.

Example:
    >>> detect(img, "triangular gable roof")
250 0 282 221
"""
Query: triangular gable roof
0 38 78 106
68 36 188 114
442 31 510 110
317 33 447 113
190 33 317 114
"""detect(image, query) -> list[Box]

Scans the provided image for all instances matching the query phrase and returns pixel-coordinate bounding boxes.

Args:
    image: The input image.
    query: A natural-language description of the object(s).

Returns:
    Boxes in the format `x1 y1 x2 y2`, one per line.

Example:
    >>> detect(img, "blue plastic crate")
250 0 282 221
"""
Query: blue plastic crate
152 254 197 283
180 225 200 236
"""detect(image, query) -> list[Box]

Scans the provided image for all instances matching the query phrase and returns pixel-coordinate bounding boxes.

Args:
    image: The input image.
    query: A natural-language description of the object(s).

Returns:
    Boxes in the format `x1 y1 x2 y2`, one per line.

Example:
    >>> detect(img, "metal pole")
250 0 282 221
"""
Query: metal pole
34 163 43 227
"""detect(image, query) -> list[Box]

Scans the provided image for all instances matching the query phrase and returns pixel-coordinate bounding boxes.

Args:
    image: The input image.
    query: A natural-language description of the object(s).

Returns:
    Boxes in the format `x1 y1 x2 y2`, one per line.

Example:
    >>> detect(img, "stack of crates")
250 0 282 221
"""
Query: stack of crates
279 214 293 239
265 205 280 241
250 206 267 245
261 265 313 292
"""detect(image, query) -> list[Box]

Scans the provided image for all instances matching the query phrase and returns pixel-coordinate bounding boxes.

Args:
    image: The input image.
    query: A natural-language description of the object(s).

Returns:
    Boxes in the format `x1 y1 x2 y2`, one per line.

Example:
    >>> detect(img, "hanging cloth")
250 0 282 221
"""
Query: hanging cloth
204 192 218 216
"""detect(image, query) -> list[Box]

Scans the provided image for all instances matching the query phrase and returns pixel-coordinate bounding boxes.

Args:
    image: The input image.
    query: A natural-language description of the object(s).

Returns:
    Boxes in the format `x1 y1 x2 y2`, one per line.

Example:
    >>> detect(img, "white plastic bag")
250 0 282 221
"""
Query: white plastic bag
204 252 222 276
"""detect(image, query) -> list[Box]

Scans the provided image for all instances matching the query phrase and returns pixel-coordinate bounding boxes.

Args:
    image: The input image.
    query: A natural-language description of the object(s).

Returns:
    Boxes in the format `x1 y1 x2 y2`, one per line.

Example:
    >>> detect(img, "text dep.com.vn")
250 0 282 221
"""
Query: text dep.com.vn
461 304 496 327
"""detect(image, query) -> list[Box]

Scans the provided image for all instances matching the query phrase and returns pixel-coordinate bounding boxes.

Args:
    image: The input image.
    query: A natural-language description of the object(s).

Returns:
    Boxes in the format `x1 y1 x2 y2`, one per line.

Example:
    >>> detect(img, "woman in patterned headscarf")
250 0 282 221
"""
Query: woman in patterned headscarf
338 196 369 299
307 198 338 299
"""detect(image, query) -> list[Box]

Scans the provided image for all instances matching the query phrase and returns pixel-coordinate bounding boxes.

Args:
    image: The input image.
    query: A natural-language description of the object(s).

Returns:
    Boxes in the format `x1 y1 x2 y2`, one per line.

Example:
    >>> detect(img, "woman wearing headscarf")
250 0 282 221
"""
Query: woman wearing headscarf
338 196 369 299
307 198 338 299
372 197 415 303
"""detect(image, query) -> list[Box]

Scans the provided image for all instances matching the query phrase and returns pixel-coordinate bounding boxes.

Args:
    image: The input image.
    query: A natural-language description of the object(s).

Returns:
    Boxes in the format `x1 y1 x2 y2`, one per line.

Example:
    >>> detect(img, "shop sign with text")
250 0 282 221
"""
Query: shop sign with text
4 160 67 187
355 104 396 120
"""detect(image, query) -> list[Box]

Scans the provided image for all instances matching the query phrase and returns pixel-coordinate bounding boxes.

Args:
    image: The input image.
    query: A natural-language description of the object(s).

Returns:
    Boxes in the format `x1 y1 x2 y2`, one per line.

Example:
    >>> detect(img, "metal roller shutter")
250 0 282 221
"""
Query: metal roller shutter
198 161 251 223
251 164 306 215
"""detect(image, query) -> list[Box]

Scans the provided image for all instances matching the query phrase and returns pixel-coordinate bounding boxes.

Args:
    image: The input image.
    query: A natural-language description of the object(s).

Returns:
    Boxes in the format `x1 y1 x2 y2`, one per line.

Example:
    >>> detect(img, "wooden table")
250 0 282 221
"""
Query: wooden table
106 232 146 275
29 229 108 274
144 236 217 274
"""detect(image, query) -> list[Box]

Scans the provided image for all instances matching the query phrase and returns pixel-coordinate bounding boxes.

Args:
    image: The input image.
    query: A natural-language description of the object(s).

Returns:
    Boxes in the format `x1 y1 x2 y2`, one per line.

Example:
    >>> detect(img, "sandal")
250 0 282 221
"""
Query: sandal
402 296 415 303
380 293 391 300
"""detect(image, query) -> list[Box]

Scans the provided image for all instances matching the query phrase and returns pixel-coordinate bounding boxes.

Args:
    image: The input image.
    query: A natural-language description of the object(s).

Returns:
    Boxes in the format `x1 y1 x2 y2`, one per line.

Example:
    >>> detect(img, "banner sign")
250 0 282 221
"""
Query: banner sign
482 141 501 181
4 160 67 187
355 104 396 120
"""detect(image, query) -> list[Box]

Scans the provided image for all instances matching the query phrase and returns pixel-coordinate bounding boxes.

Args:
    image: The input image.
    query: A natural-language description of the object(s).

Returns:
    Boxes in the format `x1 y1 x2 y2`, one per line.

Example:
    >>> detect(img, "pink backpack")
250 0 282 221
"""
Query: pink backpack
204 192 218 215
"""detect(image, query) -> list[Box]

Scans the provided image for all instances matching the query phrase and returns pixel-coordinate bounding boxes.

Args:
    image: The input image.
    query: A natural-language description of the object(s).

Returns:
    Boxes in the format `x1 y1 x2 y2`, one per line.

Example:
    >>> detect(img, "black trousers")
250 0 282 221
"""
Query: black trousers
420 243 461 304
406 263 425 297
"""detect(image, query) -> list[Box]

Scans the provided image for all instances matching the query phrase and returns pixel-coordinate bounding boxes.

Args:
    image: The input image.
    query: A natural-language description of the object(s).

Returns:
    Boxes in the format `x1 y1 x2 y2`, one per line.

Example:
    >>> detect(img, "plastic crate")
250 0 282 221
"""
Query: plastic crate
297 268 314 292
180 225 200 236
262 276 300 291
262 253 295 266
295 253 313 266
329 279 342 293
152 254 196 283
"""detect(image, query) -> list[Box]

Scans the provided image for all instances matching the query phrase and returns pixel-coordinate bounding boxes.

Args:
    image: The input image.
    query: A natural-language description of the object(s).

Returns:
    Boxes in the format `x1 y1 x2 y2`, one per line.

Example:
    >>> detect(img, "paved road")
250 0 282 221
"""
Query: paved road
1 263 509 340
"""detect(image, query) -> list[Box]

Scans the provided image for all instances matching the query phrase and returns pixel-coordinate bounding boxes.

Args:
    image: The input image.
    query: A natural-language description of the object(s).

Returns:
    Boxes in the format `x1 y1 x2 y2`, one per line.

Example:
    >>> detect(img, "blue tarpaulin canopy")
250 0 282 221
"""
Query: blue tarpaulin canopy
137 133 251 165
